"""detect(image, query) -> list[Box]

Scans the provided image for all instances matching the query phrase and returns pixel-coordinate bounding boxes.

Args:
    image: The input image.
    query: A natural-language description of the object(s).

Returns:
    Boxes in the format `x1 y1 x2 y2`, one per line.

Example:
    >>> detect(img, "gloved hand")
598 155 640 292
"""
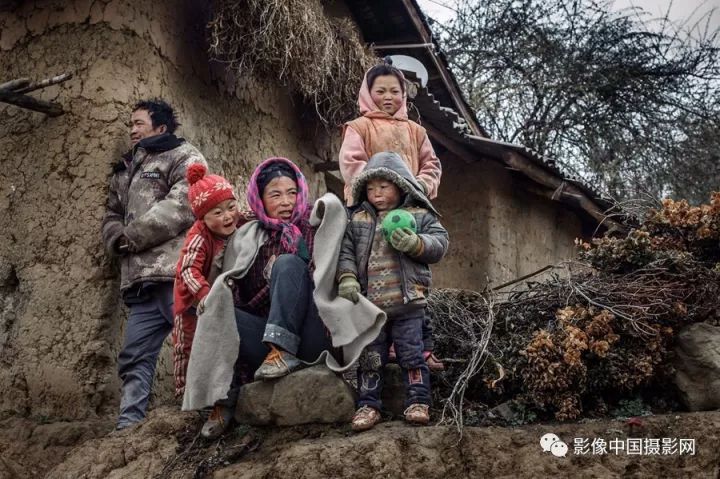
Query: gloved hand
338 275 361 303
390 227 421 255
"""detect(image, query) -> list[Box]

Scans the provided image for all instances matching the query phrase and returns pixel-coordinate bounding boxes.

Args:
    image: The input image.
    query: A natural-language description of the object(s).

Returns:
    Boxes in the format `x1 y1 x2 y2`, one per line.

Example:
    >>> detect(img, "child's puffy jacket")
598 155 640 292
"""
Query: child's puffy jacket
337 152 449 305
339 66 442 204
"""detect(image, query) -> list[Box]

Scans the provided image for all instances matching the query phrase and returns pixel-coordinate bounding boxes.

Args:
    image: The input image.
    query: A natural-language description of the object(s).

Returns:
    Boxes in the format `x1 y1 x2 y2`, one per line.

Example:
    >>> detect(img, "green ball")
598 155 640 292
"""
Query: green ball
381 209 417 241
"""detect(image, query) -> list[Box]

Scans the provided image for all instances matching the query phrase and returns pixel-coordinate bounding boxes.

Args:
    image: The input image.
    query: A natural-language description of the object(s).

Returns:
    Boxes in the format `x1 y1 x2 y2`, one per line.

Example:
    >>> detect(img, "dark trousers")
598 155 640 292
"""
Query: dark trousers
218 254 332 406
117 282 174 428
422 310 434 351
358 311 431 410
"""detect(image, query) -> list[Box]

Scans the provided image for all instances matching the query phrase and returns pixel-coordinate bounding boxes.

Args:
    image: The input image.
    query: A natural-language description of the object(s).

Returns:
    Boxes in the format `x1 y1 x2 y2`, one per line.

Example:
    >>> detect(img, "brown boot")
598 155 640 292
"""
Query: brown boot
201 404 234 439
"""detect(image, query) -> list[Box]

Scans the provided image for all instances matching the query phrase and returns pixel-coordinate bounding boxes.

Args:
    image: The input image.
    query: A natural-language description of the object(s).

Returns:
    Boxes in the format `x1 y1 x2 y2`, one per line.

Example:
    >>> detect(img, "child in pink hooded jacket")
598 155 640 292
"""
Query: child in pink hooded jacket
339 59 445 371
339 59 442 206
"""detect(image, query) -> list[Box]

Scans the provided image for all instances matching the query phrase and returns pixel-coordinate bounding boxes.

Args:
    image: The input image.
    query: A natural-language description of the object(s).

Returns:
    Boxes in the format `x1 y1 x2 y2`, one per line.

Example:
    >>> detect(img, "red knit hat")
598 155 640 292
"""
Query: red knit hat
187 163 236 219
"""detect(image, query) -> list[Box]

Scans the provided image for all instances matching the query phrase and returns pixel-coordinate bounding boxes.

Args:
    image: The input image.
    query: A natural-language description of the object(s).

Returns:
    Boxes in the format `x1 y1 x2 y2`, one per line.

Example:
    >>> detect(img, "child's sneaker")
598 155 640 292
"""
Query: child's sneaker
404 403 430 425
351 406 381 432
424 351 445 371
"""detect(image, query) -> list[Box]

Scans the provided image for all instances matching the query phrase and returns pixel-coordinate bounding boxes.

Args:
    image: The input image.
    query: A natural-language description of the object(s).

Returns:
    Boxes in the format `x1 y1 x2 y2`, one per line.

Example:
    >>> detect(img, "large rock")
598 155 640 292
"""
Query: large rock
673 322 720 411
235 365 356 426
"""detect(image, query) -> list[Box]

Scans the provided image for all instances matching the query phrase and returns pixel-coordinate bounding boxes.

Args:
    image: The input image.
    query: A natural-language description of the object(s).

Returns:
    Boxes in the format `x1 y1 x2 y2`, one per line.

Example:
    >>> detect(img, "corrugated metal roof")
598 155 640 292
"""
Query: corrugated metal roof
409 83 615 212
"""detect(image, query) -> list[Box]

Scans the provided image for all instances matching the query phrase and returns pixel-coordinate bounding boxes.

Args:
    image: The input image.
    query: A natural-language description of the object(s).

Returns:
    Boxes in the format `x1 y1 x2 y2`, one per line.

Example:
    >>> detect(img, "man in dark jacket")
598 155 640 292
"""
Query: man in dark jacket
102 99 207 430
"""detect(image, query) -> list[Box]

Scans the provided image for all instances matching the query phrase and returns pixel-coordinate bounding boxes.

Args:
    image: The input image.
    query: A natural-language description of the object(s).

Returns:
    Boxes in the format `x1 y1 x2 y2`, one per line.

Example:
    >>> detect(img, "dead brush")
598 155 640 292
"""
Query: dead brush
430 193 720 426
430 262 720 425
208 0 377 126
429 289 495 434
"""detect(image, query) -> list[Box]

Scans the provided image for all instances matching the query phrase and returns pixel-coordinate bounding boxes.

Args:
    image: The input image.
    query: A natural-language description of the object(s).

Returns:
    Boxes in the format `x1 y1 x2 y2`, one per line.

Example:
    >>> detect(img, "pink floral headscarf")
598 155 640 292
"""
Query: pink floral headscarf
246 157 309 253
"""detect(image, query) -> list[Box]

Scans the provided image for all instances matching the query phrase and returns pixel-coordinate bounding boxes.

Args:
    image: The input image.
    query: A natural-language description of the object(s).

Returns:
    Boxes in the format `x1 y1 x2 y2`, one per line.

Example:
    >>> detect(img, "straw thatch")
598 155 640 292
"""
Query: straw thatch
209 0 377 126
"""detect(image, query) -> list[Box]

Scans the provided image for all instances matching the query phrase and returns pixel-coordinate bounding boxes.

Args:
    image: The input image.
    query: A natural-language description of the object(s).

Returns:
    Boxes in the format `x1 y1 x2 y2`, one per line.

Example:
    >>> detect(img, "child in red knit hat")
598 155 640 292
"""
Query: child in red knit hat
172 163 241 396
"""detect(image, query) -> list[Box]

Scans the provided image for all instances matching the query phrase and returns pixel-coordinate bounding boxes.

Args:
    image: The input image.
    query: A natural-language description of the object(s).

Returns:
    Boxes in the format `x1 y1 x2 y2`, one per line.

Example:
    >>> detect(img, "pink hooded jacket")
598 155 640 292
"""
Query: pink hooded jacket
339 68 442 205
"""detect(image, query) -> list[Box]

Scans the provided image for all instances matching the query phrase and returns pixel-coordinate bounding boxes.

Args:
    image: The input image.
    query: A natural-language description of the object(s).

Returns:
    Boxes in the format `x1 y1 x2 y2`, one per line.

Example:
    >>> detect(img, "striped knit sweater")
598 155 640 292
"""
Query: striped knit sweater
365 211 405 313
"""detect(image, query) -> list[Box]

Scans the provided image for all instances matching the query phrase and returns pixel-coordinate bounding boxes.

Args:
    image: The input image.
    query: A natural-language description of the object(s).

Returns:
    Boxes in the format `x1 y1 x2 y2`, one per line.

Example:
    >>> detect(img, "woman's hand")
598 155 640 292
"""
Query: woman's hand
338 275 361 303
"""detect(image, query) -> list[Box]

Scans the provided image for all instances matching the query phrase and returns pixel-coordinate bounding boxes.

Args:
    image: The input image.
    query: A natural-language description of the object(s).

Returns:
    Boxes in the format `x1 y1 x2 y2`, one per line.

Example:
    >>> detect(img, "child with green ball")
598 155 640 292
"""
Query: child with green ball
336 151 449 431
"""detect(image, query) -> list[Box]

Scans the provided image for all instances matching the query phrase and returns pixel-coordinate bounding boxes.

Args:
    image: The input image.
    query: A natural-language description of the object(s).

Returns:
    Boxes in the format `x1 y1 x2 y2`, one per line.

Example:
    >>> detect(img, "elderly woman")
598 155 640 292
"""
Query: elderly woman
201 157 332 438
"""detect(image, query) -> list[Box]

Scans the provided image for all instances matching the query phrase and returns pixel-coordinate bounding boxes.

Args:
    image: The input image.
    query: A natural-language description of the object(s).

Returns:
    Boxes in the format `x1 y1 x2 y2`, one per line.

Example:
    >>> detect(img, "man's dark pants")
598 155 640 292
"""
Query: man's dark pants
116 282 174 429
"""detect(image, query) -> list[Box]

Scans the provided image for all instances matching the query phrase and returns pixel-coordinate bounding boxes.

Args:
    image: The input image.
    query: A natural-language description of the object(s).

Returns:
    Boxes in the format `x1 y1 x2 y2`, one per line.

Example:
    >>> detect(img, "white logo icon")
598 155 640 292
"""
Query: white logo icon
540 432 568 457
551 441 568 457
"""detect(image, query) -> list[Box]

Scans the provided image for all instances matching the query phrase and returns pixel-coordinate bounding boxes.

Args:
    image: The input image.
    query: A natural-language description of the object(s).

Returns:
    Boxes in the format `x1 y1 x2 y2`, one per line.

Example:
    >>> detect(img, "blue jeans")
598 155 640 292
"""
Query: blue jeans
218 254 332 407
358 311 431 410
116 282 174 429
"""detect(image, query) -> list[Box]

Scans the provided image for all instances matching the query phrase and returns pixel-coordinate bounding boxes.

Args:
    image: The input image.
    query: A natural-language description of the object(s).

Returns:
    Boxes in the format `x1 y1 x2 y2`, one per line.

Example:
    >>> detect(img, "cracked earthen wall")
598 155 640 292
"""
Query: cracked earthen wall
432 153 582 290
0 0 329 420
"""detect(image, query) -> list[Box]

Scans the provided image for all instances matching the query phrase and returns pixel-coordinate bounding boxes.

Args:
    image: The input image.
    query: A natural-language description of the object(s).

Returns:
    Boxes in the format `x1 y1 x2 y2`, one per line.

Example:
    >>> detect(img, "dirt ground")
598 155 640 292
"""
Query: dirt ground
1 406 718 478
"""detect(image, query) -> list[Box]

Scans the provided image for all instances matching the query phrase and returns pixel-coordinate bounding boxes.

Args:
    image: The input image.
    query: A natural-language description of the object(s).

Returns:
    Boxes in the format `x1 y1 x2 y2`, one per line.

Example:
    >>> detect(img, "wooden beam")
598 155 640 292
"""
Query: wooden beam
0 77 30 92
0 90 64 116
397 0 486 138
13 73 73 94
503 151 625 234
0 73 72 116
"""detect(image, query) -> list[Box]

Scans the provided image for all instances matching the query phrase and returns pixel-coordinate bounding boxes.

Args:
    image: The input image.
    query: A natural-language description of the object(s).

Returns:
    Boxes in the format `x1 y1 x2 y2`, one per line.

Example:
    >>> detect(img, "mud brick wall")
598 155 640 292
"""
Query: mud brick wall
431 152 582 290
0 0 329 420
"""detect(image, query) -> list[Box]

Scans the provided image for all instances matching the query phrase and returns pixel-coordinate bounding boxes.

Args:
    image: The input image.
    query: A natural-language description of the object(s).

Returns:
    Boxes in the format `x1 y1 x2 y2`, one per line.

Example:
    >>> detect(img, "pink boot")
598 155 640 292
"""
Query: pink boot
424 351 445 371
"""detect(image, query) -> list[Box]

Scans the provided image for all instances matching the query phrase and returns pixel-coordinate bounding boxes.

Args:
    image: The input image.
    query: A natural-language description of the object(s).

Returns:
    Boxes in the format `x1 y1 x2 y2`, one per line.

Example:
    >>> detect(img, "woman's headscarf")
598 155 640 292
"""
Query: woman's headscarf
246 157 309 253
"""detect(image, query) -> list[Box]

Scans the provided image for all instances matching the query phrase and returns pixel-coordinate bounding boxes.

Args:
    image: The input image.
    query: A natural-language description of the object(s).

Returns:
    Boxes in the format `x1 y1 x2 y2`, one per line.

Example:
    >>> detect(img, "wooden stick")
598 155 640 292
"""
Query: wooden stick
0 91 64 116
313 162 339 172
13 73 73 94
491 264 555 291
0 77 30 92
502 150 626 234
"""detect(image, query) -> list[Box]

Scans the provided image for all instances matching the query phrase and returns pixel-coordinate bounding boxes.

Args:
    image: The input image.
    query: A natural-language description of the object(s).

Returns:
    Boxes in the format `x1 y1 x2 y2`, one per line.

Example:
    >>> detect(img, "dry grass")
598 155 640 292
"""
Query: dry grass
209 0 377 126
430 289 495 434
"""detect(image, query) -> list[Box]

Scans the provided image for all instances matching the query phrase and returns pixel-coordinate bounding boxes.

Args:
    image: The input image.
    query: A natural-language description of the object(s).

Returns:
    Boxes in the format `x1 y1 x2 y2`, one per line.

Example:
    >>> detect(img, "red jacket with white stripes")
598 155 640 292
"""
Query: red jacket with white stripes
173 220 228 316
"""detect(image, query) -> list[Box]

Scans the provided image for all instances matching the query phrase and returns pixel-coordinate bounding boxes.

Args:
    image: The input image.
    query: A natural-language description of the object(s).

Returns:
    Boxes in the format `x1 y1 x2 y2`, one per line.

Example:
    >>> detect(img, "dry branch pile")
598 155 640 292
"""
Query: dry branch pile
208 0 377 125
430 193 720 424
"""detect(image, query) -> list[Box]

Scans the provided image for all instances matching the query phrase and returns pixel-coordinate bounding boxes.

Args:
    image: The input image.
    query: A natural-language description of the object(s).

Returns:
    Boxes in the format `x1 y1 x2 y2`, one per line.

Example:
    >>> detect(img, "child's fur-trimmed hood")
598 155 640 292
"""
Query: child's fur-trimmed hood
351 152 439 216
